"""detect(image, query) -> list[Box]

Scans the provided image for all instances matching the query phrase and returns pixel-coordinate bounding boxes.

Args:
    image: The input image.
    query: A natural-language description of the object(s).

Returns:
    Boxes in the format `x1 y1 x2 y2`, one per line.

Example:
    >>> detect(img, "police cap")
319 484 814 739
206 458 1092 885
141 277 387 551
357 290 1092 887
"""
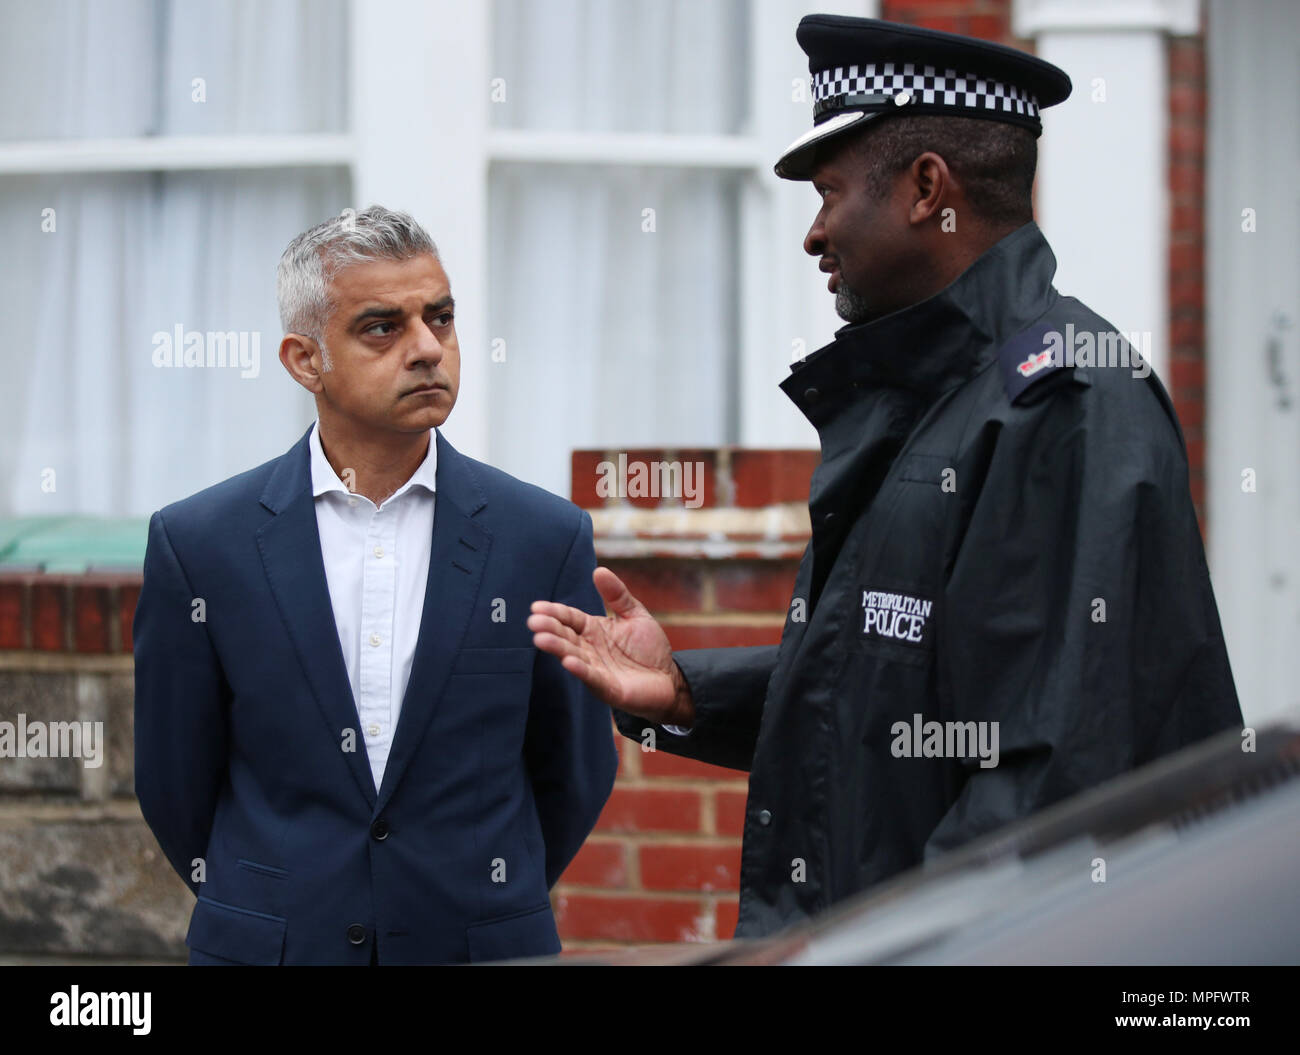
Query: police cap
776 14 1072 180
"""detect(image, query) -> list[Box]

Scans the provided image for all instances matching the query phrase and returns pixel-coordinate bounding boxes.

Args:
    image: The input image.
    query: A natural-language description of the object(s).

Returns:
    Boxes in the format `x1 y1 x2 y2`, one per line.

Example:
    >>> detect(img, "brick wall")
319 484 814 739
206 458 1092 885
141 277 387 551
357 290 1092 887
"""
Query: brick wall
0 574 188 963
1167 29 1208 530
0 451 816 959
553 449 815 948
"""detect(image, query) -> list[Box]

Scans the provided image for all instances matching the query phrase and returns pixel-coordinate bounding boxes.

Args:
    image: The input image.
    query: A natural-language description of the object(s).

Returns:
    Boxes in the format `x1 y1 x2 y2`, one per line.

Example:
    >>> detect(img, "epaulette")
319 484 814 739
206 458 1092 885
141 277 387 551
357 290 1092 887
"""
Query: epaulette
996 320 1073 404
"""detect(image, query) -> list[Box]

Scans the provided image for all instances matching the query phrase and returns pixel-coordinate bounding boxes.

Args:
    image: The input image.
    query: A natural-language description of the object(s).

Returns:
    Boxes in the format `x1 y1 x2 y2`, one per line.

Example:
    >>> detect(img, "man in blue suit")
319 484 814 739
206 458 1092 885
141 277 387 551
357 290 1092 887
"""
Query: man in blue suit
133 205 618 965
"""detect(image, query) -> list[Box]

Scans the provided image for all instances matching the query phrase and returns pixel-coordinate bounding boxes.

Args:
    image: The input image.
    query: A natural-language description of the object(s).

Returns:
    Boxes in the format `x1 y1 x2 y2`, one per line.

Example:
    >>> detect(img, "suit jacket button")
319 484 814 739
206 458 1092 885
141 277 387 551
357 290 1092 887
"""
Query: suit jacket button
757 809 772 826
371 819 389 841
804 387 820 403
347 924 367 945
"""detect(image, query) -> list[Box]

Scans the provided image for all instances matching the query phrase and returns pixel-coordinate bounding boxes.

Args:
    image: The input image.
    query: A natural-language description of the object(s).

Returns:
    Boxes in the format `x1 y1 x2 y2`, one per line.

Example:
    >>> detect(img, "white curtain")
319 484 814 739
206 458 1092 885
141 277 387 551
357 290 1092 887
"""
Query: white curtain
487 0 747 497
0 0 349 517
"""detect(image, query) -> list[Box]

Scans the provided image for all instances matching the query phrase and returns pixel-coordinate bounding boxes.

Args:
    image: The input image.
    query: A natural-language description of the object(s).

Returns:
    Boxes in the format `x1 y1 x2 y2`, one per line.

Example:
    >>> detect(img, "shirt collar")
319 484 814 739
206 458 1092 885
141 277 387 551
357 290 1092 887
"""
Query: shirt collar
309 420 438 503
782 221 1058 427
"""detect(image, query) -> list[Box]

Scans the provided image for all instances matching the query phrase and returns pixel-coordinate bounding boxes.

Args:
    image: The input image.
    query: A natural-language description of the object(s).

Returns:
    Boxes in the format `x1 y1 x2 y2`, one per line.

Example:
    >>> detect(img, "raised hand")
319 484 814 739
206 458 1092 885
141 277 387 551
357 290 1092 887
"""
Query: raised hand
528 567 695 727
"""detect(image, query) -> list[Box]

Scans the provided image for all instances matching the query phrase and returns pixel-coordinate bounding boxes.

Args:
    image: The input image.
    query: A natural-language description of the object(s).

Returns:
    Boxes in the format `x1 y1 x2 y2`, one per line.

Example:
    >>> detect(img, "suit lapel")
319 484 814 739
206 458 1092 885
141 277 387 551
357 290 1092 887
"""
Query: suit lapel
256 426 378 807
375 431 490 814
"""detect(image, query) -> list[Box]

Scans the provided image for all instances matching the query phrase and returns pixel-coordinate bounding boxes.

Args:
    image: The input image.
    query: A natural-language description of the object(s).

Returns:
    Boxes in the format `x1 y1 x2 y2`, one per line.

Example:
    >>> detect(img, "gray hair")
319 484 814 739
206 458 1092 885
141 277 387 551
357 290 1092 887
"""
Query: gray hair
276 205 439 369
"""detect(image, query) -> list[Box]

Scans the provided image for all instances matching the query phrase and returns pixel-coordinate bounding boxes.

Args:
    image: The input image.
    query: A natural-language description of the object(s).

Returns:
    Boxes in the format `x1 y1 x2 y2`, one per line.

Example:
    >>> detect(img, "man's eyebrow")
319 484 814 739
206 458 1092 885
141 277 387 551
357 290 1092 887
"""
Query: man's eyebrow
349 305 402 328
348 296 454 329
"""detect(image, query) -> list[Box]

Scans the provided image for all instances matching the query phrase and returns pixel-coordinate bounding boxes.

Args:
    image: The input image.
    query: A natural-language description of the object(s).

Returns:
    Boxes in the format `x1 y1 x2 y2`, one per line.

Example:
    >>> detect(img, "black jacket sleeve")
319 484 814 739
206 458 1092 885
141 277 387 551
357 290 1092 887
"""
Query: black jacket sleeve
924 377 1241 858
613 645 778 773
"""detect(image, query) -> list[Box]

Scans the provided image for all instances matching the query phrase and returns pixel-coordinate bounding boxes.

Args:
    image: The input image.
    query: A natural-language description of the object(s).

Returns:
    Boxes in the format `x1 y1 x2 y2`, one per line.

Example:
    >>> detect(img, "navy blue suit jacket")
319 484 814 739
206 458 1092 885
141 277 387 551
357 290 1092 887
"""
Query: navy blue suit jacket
133 426 618 964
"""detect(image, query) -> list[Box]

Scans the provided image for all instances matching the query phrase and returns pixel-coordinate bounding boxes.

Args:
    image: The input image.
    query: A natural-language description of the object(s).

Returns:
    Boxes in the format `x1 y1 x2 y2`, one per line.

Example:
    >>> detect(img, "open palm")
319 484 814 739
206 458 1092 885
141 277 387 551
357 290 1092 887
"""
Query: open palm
528 567 689 725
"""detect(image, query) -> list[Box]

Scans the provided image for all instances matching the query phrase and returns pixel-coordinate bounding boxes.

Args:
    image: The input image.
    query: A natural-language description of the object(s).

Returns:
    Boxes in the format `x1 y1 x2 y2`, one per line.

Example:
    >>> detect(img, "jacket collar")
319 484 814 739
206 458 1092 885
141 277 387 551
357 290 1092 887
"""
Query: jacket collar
260 425 485 519
255 423 489 808
782 221 1059 427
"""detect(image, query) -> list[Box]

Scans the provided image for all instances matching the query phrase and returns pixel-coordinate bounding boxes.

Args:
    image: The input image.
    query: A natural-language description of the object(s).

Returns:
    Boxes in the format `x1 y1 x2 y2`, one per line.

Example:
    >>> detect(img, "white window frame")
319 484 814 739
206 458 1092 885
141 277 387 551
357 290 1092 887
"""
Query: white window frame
354 0 873 461
0 0 874 467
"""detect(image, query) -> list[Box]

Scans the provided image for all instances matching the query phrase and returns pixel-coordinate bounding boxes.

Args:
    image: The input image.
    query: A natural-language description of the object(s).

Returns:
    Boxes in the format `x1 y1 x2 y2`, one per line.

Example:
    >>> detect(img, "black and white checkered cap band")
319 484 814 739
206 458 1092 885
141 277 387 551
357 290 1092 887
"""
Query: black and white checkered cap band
812 63 1039 118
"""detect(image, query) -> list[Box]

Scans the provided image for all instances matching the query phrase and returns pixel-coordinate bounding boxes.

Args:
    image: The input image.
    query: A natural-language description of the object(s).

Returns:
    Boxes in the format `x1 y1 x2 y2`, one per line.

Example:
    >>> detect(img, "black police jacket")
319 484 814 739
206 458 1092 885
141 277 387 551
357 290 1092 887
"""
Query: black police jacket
615 221 1242 938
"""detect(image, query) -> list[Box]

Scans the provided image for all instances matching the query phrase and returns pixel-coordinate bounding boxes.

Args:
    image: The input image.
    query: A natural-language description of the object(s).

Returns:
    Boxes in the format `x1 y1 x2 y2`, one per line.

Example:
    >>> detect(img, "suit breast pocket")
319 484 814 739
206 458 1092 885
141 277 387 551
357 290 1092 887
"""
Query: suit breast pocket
451 647 535 676
449 648 535 766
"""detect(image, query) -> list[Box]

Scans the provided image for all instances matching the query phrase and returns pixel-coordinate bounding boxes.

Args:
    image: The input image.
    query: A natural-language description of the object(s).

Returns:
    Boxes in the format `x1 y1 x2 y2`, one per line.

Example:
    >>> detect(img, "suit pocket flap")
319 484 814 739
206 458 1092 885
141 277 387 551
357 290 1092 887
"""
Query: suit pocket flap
452 647 535 676
466 903 559 963
187 896 286 965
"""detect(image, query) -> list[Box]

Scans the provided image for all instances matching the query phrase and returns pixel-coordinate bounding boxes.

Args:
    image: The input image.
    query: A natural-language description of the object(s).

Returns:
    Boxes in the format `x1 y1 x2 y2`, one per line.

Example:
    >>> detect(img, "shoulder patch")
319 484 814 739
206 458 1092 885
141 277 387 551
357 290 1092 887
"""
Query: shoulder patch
996 321 1070 403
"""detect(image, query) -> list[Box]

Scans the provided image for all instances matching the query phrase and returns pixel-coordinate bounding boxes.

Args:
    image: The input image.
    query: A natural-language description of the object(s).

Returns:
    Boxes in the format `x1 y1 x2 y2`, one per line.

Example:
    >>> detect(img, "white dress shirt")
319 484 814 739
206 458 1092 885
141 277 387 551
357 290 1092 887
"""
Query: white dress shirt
309 420 437 791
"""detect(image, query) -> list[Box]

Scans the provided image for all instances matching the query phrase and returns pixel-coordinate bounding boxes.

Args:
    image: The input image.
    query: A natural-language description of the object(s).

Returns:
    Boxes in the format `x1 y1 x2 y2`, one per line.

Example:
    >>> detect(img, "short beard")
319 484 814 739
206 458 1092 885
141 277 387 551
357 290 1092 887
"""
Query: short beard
834 281 874 325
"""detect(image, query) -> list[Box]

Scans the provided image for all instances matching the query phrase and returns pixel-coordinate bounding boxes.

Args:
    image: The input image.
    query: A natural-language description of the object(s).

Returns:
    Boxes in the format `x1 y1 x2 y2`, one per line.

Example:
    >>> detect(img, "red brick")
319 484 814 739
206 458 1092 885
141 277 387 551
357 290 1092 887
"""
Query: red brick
604 559 704 613
889 12 962 34
1168 41 1204 81
715 789 750 837
715 899 740 941
1170 203 1203 235
570 450 607 509
0 580 24 649
1169 241 1202 277
713 561 799 613
1170 356 1205 391
596 787 702 833
120 584 140 652
967 13 1006 41
1169 317 1203 349
558 841 628 888
662 623 783 651
74 584 110 653
1173 397 1203 428
674 450 719 509
553 893 707 943
1169 82 1206 120
730 450 818 508
640 747 747 780
1169 161 1202 197
1170 276 1203 312
1185 438 1205 473
1169 122 1205 157
639 844 741 893
30 581 65 651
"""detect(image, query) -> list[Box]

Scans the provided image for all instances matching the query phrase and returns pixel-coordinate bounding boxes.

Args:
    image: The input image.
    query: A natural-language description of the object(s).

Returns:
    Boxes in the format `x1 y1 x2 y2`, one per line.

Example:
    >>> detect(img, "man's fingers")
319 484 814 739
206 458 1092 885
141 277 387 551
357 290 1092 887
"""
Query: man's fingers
529 599 590 634
526 611 583 649
592 566 642 619
559 654 619 708
532 630 587 665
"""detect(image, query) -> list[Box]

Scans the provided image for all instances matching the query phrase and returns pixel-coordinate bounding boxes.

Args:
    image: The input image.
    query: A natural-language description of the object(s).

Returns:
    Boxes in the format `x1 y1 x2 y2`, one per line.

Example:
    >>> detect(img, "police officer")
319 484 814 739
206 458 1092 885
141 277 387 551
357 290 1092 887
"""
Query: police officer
528 14 1242 938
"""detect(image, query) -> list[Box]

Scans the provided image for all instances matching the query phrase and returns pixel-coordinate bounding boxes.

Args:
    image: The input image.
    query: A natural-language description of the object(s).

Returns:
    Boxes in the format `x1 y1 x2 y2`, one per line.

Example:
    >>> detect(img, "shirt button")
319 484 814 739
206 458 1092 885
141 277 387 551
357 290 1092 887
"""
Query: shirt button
804 387 820 403
346 923 367 945
366 723 380 737
369 633 381 647
347 497 358 507
373 546 384 558
757 809 772 826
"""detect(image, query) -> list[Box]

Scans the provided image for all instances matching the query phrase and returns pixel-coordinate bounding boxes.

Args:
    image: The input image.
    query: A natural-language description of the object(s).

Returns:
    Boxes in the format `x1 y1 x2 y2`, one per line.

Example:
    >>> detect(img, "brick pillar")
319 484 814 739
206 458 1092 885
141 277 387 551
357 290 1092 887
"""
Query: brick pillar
0 572 188 963
1167 31 1208 531
553 448 815 948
